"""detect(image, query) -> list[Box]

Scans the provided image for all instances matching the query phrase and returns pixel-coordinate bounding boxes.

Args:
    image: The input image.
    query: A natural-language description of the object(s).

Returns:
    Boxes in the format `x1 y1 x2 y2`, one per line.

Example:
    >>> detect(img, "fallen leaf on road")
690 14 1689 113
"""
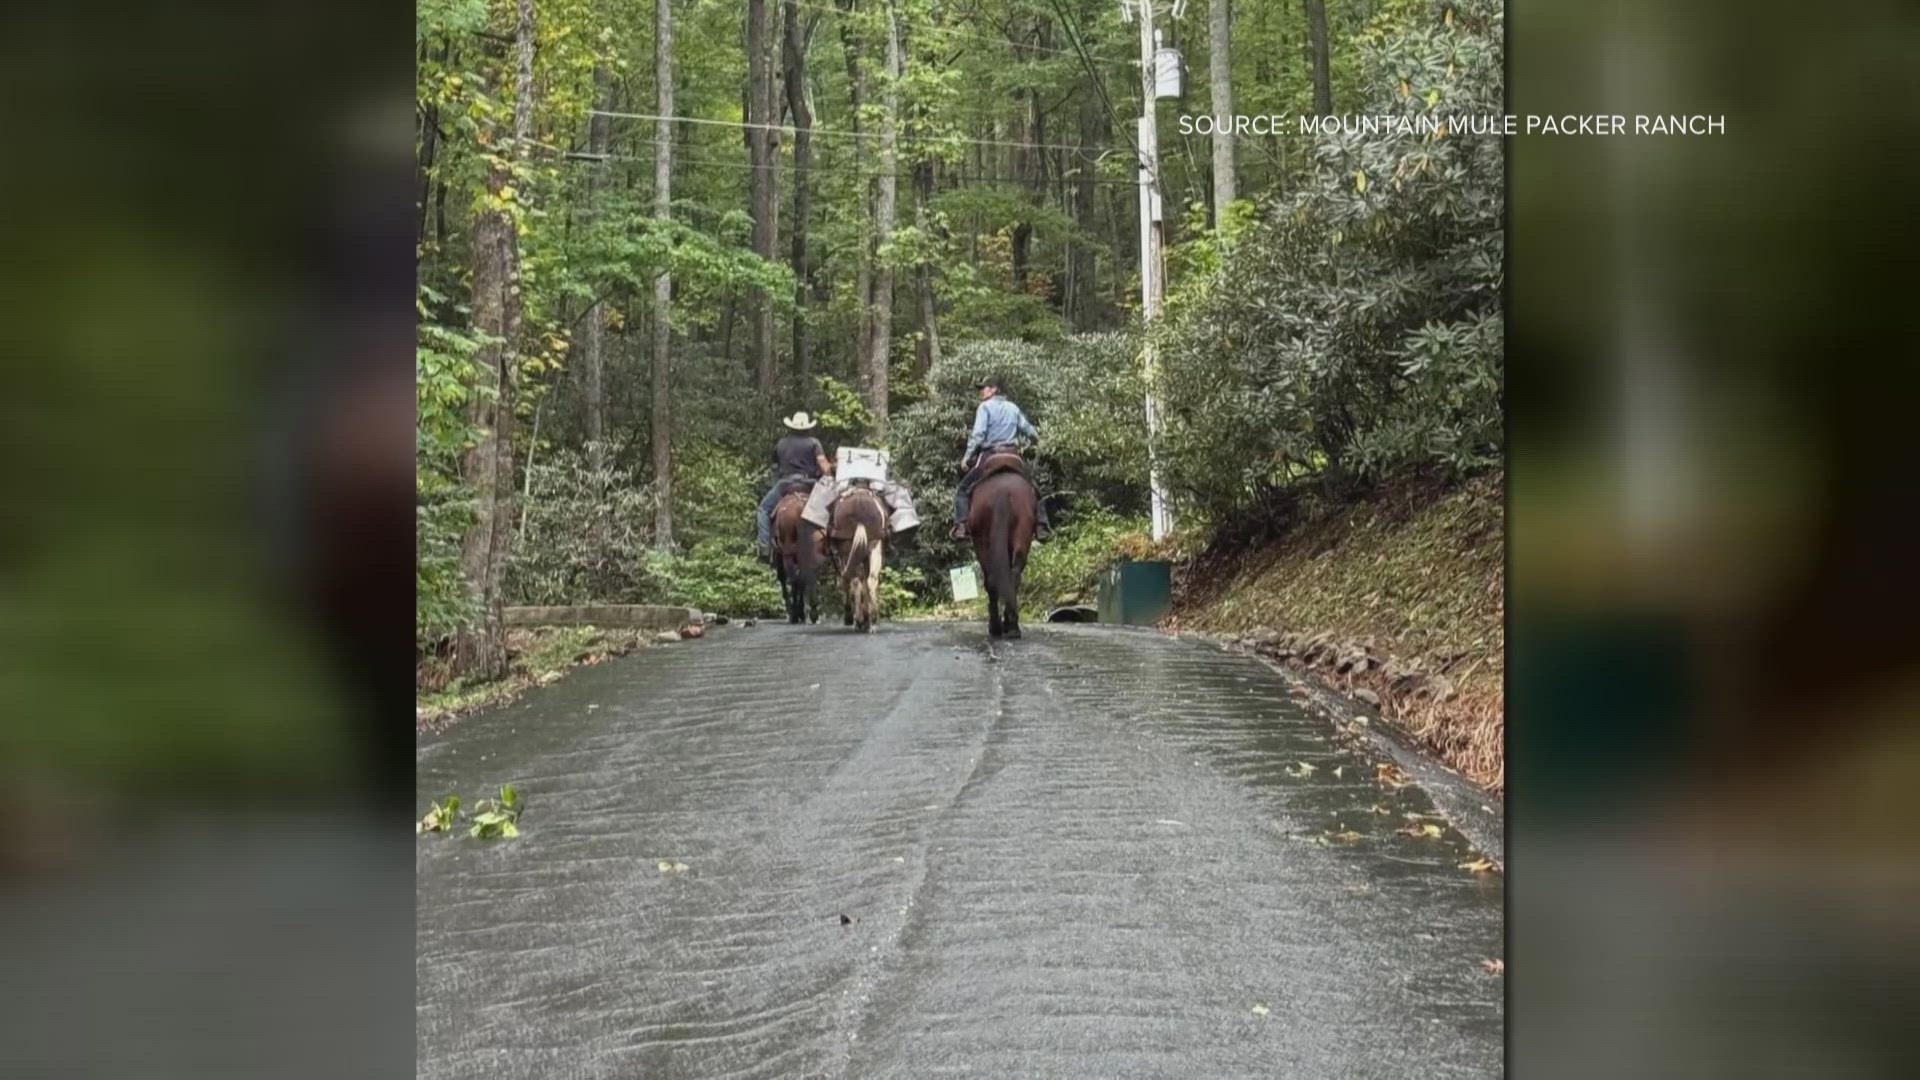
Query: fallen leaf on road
1286 761 1318 777
1369 804 1392 815
1376 763 1412 788
1481 959 1504 975
1458 857 1498 874
657 860 689 874
1327 830 1366 844
1251 1004 1270 1016
1332 765 1345 778
1397 823 1444 839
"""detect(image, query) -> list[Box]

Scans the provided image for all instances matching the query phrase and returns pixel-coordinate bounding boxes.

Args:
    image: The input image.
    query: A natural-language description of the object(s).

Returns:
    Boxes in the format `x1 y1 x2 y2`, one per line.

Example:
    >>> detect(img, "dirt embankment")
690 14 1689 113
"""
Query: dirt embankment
1169 473 1504 793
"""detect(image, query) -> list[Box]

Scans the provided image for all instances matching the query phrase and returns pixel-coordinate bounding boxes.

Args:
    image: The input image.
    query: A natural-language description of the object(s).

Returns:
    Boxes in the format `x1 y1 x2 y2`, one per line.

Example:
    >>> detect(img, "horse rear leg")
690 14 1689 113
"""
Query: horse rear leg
1005 551 1027 638
861 541 884 632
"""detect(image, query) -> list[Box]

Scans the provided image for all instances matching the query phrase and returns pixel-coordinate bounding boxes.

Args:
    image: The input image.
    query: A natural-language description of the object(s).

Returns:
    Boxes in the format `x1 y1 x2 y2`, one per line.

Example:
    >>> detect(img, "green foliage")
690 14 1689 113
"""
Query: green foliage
504 446 662 606
645 539 786 619
813 375 874 448
417 785 523 838
670 439 763 545
1157 0 1504 526
1019 509 1150 609
417 794 461 834
414 0 1503 663
469 784 523 839
888 334 1147 597
417 291 487 646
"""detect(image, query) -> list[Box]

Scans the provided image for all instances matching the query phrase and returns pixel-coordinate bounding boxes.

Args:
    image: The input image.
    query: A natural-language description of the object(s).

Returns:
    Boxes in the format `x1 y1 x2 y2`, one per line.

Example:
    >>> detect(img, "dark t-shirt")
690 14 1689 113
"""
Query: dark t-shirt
773 433 826 479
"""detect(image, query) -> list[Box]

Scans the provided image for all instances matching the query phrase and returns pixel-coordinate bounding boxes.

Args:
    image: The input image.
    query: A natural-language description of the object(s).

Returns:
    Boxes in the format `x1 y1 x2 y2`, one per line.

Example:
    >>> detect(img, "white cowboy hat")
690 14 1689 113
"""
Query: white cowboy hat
782 411 818 430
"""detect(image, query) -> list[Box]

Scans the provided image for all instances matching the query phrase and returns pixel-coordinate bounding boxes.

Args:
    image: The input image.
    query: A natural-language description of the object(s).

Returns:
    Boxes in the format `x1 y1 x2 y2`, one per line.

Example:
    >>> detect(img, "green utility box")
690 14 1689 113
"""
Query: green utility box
1096 560 1172 626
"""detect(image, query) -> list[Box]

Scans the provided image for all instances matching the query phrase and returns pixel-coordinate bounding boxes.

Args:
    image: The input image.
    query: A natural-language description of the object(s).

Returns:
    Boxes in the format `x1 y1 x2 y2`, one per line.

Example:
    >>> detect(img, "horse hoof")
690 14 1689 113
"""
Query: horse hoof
1005 627 1022 639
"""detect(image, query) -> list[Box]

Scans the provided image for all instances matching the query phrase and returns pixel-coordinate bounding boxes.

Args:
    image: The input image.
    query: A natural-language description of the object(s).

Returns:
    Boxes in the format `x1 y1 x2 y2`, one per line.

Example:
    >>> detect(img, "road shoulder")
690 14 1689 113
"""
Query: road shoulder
1187 630 1504 865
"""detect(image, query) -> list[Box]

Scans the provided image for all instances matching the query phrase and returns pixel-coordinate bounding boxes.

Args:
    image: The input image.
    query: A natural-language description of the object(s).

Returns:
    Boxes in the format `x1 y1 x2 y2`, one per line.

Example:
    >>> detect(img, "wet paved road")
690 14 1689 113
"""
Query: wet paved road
417 623 1503 1078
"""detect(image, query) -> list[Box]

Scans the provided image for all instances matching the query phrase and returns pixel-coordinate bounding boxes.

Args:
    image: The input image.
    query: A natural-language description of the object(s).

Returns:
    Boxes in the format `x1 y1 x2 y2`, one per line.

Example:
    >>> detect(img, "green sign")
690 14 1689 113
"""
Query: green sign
949 564 980 602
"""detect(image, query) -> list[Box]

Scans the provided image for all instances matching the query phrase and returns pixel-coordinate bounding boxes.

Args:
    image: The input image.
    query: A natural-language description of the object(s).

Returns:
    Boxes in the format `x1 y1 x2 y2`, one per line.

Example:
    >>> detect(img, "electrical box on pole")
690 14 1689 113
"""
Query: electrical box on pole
1153 32 1183 100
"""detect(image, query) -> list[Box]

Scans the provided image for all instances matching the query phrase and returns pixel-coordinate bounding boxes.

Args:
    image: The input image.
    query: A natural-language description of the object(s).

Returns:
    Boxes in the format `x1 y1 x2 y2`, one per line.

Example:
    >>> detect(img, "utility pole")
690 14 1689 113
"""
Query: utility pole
1130 0 1174 541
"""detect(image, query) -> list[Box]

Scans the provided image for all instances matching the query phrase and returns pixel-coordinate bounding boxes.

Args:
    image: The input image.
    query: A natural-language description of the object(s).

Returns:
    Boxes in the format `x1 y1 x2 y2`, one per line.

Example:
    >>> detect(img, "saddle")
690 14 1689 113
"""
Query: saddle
774 475 817 500
974 446 1032 483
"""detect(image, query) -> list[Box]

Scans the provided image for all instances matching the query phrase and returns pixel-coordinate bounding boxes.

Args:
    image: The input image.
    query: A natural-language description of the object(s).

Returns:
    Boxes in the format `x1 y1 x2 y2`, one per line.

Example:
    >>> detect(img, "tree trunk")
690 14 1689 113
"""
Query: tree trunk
867 1 899 438
455 198 510 678
838 0 870 384
417 43 438 245
1209 0 1236 226
492 0 534 593
913 159 939 379
454 0 535 679
783 4 817 395
747 0 777 402
910 11 941 376
652 0 676 551
580 64 613 492
1304 0 1332 117
1070 97 1103 325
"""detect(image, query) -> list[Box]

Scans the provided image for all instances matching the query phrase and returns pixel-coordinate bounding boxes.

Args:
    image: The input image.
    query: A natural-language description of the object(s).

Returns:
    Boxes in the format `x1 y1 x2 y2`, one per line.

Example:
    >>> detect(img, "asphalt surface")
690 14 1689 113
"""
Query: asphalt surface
417 622 1503 1078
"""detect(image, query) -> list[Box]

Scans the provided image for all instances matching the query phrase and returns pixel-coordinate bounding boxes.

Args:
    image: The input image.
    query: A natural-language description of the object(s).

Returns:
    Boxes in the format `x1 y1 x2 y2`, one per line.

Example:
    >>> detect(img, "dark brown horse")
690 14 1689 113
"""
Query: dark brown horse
828 486 889 632
968 463 1039 639
771 489 825 624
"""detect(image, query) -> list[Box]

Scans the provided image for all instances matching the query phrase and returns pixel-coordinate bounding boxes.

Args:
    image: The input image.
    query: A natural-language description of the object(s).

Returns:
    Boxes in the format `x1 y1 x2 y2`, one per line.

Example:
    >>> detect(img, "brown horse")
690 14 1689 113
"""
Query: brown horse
771 490 825 624
828 486 889 632
968 464 1039 639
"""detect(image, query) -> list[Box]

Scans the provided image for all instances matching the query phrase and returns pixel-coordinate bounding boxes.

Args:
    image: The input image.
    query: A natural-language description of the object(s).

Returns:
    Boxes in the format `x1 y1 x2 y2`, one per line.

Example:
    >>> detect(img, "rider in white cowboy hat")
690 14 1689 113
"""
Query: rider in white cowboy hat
756 411 833 558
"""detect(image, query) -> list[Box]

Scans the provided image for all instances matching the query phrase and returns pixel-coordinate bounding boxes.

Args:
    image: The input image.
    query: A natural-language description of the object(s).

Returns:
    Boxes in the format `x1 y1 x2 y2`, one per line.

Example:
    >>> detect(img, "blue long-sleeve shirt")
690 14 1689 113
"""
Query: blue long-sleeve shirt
964 394 1038 460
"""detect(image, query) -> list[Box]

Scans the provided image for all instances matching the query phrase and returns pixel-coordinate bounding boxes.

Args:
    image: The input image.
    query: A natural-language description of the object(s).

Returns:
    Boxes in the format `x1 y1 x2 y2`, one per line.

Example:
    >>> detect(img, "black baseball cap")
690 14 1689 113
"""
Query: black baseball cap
974 375 1003 390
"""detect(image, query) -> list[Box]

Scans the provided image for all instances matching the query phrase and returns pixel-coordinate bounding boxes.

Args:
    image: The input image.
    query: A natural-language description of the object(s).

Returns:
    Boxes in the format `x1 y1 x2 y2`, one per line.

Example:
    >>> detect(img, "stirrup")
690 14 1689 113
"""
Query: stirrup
949 523 969 539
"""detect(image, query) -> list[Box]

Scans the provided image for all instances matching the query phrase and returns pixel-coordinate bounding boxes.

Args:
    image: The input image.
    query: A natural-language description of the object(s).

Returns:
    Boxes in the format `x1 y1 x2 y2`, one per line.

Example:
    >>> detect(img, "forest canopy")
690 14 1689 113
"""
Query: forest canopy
416 0 1503 674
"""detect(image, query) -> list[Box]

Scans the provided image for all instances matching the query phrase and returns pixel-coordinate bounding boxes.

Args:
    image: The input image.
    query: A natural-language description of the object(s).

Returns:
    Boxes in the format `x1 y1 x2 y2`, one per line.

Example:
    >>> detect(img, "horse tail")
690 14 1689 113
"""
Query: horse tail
795 521 819 587
985 487 1015 600
846 522 871 582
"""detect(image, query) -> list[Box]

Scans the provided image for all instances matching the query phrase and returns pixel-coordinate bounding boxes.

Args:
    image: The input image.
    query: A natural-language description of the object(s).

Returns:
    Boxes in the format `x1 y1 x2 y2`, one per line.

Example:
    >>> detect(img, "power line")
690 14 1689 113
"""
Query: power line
786 0 1137 68
566 148 1140 186
589 109 1102 158
1045 0 1138 162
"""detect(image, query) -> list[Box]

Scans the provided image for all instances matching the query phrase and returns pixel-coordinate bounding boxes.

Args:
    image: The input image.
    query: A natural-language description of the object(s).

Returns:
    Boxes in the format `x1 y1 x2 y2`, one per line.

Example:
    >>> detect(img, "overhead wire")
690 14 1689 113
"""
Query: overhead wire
588 109 1104 160
565 147 1139 186
784 0 1137 68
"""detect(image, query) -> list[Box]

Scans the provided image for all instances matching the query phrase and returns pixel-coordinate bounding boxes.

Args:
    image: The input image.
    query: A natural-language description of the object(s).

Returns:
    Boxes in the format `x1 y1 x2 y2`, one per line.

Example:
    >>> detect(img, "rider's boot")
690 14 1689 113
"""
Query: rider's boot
949 522 969 540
